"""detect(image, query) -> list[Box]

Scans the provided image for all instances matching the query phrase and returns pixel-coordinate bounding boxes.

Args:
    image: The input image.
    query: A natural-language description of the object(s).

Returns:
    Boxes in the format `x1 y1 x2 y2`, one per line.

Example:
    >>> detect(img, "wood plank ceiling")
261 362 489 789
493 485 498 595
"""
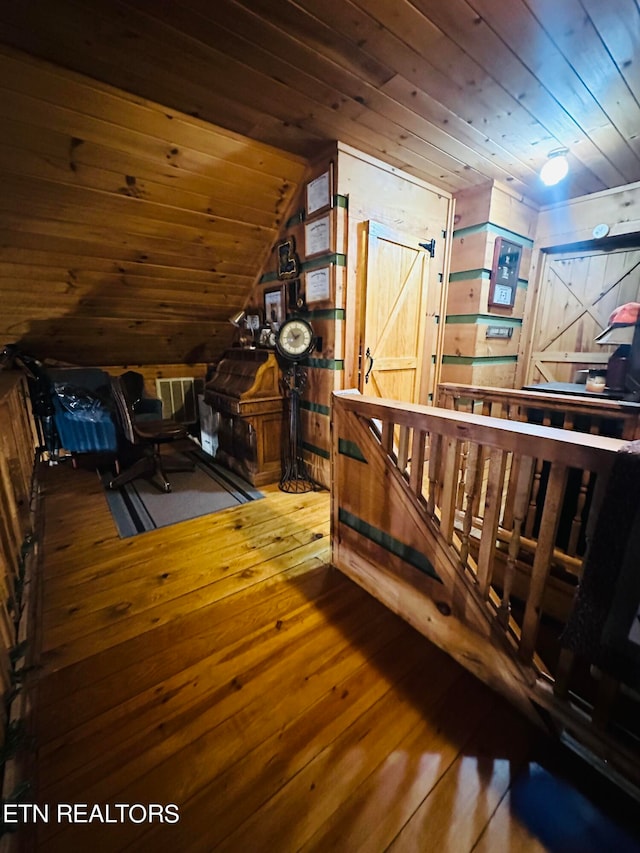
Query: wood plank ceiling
0 43 307 366
1 0 640 365
4 0 640 201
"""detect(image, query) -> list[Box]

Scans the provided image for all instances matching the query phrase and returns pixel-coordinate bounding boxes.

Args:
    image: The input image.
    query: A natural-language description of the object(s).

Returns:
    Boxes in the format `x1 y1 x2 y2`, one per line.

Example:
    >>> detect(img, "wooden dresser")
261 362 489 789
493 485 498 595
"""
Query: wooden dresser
203 348 283 486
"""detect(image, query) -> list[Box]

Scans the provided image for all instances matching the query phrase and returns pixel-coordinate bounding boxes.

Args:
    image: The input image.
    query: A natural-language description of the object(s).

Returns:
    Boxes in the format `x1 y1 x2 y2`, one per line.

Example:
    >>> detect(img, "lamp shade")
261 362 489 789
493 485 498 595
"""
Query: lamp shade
228 310 246 328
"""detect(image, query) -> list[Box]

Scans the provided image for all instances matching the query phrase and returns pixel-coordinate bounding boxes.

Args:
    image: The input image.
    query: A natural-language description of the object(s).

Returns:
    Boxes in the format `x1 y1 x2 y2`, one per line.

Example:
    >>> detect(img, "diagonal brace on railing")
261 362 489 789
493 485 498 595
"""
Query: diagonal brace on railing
334 402 539 690
332 392 623 685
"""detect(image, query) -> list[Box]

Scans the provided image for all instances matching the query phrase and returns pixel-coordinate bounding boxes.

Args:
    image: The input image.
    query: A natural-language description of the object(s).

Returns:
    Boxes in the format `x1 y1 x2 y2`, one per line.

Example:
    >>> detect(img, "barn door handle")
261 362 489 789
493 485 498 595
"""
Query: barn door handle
364 347 374 384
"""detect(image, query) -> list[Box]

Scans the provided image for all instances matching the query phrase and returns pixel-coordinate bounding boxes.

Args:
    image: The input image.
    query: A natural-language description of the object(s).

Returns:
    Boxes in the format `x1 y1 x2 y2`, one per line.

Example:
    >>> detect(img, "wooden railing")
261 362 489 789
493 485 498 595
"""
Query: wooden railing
331 390 640 792
437 381 640 440
0 374 37 741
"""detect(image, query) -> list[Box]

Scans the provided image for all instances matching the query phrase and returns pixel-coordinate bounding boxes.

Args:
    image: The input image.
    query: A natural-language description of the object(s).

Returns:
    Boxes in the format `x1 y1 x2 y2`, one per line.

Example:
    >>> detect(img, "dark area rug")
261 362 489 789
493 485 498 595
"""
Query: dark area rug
102 446 263 538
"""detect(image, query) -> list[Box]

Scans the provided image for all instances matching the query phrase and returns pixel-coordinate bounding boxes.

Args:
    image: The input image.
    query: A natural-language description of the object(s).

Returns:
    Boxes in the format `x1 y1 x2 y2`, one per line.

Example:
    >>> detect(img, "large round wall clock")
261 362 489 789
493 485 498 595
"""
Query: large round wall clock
276 317 315 361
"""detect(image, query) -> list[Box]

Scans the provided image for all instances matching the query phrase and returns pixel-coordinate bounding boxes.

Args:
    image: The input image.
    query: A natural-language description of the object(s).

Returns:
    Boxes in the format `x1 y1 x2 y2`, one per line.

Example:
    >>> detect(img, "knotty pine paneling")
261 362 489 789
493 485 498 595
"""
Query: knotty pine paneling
442 181 538 389
0 46 306 368
535 181 640 249
519 181 640 385
243 143 452 487
339 143 453 396
245 149 341 488
4 0 640 204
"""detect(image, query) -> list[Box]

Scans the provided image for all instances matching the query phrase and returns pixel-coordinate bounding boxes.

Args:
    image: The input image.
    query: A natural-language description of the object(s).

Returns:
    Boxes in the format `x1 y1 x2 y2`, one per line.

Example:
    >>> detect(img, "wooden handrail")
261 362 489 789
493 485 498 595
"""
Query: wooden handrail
331 390 640 793
437 381 640 440
0 373 37 747
338 392 621 466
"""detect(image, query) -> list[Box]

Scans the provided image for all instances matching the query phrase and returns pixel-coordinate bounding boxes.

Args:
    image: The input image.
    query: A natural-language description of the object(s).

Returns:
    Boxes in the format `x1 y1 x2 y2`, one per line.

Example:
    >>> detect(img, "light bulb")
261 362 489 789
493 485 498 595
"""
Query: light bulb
540 152 569 187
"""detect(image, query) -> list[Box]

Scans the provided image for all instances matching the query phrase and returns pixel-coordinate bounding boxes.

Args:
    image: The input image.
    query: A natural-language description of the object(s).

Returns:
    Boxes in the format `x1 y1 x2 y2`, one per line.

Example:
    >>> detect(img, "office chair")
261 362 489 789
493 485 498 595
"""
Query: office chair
108 371 194 493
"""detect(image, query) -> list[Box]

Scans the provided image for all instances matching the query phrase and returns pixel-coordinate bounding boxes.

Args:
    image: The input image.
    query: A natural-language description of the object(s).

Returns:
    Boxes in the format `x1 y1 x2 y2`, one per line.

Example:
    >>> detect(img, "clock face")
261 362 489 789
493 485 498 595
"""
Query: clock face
276 318 314 361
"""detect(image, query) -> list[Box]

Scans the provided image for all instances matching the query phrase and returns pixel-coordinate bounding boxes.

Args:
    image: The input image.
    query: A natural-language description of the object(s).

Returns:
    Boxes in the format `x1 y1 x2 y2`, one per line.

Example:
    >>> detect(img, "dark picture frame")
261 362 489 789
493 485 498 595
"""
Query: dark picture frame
488 237 522 308
264 285 285 327
276 237 299 280
287 278 305 312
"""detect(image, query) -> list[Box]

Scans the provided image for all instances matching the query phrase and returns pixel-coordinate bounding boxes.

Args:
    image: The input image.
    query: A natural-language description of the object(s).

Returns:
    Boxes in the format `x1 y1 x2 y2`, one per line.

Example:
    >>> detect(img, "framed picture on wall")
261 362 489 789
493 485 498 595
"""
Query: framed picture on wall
305 166 333 217
276 237 299 280
304 213 332 257
264 286 285 327
305 266 331 304
488 237 522 308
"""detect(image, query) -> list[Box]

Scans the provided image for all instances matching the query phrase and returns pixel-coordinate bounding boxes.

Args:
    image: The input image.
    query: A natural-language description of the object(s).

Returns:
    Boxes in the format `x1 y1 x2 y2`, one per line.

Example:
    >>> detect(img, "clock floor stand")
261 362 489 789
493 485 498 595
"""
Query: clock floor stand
275 317 317 494
279 362 315 493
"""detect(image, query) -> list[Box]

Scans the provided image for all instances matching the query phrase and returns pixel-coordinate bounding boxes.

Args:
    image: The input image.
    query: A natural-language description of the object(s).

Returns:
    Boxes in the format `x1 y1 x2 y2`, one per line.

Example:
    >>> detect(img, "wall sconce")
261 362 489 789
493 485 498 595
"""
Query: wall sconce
540 148 569 187
228 310 246 328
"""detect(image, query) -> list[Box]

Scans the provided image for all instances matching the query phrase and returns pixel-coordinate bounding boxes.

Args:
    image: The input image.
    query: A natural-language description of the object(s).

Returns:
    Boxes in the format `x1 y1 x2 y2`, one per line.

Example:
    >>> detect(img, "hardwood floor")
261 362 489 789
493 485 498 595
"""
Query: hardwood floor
18 458 640 851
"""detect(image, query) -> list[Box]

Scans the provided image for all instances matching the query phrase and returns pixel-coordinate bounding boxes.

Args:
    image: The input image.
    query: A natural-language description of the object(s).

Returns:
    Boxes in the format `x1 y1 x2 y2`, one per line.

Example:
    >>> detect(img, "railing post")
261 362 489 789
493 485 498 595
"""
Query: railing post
476 448 507 598
519 462 568 663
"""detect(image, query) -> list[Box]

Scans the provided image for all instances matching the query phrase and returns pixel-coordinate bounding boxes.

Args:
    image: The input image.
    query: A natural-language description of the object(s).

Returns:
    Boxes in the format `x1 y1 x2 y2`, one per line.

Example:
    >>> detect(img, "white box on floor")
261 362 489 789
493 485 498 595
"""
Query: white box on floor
198 394 219 457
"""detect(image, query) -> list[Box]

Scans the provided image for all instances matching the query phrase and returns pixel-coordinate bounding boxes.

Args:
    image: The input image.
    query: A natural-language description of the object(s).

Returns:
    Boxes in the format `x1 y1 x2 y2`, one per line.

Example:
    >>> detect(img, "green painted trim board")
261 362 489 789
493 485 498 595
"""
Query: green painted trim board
452 221 534 247
338 508 441 582
442 355 518 365
445 314 522 326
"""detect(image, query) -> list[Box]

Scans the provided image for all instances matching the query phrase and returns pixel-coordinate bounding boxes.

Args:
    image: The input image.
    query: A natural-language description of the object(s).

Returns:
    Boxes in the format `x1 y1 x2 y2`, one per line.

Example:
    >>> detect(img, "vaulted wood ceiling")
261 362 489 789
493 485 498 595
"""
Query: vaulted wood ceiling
2 0 639 204
0 45 307 366
1 0 639 366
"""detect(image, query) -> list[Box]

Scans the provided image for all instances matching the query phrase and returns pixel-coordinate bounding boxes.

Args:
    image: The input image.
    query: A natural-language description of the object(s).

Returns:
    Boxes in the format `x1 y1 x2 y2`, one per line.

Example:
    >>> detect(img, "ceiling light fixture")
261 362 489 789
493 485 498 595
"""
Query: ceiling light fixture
540 148 569 187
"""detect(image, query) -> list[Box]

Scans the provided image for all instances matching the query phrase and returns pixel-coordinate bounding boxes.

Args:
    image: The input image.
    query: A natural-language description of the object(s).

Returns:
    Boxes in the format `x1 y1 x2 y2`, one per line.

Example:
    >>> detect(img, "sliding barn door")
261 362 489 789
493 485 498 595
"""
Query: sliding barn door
527 245 640 384
359 222 434 403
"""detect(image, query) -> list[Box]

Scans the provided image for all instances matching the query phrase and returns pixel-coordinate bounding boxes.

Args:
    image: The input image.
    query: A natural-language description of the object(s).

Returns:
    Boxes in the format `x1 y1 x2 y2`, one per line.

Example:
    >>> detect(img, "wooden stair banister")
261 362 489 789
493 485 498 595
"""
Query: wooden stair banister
0 372 38 759
437 381 640 440
331 390 640 795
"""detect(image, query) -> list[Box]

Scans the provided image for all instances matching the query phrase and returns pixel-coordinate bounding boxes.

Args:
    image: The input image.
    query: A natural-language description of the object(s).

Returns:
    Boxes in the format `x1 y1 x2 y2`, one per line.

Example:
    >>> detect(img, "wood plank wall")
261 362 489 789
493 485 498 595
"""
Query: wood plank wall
517 181 640 386
100 363 208 396
443 181 539 388
0 46 306 369
244 143 452 487
247 146 342 488
338 143 453 402
535 180 640 249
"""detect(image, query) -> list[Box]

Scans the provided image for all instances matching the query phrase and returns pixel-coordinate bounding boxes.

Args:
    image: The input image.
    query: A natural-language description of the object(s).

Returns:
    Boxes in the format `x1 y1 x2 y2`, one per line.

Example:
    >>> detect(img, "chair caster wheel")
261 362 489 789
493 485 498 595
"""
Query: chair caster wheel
164 484 172 493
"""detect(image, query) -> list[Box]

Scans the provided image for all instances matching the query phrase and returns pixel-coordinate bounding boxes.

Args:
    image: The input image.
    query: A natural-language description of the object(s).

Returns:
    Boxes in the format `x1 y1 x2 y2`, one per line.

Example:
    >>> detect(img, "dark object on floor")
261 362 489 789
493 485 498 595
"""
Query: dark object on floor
109 370 194 493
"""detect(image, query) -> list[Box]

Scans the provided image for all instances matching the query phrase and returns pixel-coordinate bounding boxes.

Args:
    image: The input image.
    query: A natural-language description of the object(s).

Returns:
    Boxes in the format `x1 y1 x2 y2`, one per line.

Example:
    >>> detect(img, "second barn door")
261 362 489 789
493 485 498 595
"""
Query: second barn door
359 221 437 404
526 243 640 384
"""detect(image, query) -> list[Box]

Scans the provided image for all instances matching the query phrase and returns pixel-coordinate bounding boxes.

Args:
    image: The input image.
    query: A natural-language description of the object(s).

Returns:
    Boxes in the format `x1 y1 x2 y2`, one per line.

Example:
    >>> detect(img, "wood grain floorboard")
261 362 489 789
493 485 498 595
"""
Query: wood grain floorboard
19 459 640 853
